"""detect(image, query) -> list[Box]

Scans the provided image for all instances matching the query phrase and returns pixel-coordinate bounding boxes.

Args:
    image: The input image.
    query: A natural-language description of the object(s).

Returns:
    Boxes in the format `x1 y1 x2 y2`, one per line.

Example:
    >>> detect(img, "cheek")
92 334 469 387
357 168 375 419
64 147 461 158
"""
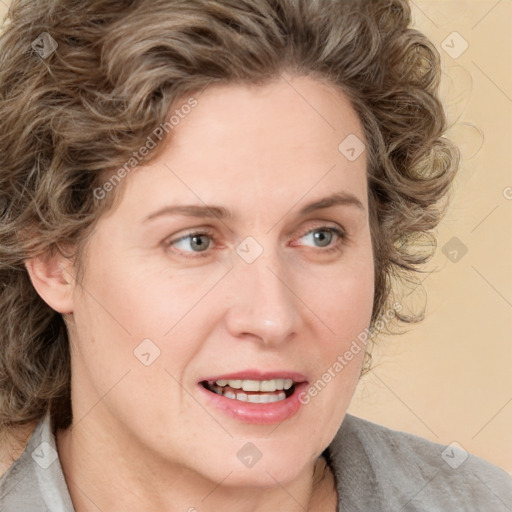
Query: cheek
294 242 374 417
303 244 375 340
82 251 229 338
296 273 372 449
70 252 231 389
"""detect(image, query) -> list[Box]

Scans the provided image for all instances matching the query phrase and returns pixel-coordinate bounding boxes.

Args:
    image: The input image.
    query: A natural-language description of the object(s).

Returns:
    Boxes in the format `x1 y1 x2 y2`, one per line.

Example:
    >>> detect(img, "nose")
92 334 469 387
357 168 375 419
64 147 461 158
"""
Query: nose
224 249 303 347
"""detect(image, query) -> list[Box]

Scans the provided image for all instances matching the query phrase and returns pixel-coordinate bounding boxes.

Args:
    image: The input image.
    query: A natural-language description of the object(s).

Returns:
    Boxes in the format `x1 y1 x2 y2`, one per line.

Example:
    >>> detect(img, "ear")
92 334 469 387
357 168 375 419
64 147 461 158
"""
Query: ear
24 249 75 314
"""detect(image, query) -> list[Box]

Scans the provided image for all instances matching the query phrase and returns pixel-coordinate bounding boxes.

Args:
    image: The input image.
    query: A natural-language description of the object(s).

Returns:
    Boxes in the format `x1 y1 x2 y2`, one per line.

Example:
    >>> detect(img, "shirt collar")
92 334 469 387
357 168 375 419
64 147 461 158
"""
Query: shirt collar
23 412 75 511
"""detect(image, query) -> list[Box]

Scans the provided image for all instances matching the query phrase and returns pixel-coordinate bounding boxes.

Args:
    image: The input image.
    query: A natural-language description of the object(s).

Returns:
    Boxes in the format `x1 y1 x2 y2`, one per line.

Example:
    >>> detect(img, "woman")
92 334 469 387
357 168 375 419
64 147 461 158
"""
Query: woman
0 0 510 510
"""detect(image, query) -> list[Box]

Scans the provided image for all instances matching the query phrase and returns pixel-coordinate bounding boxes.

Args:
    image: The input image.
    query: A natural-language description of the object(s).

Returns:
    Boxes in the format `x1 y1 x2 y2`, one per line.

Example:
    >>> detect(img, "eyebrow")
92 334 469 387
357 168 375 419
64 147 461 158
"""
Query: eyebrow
143 192 365 222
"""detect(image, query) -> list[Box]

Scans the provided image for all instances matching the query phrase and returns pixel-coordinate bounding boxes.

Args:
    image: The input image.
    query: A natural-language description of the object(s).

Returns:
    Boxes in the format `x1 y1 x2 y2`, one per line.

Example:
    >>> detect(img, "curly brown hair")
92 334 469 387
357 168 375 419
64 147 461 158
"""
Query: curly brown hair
0 0 458 433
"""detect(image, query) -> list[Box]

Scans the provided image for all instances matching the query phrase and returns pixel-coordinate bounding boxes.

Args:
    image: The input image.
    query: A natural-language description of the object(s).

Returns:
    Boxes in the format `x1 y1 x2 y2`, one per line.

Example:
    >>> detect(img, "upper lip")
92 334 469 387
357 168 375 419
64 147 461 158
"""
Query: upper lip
200 370 308 383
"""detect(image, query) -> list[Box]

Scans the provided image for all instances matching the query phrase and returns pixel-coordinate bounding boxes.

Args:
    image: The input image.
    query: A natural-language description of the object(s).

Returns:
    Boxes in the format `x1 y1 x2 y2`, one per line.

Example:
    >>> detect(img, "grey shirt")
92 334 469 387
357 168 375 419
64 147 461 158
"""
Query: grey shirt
1 412 511 511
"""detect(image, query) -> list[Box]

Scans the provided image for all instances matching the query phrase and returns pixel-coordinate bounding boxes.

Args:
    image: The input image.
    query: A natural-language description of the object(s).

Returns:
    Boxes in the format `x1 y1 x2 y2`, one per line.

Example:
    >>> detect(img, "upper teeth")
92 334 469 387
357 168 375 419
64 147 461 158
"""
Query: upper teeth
214 379 294 392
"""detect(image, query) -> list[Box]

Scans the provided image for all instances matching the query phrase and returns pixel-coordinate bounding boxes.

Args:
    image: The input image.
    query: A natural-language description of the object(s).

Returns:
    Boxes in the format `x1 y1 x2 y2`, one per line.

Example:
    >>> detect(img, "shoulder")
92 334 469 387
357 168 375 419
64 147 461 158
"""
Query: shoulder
327 414 512 512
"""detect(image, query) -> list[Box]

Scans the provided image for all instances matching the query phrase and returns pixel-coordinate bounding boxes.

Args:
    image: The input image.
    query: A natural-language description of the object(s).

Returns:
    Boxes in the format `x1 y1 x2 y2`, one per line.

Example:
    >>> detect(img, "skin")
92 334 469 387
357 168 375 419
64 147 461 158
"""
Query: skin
26 74 374 512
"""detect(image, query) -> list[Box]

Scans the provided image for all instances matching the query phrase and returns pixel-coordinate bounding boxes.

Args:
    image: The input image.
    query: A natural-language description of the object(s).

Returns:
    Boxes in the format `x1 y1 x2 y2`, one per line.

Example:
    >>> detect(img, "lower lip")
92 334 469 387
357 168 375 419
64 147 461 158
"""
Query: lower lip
198 382 309 424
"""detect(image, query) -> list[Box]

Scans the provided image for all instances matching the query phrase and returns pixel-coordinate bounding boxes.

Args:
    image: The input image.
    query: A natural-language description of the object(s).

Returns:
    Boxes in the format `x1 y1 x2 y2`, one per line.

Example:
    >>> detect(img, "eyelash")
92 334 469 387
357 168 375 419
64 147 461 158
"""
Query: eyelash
164 225 347 259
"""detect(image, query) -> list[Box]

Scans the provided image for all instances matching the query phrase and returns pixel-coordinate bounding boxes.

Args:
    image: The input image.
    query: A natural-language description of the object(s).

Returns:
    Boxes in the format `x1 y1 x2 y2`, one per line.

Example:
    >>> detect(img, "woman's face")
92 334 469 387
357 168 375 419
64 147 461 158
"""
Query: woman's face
66 75 374 486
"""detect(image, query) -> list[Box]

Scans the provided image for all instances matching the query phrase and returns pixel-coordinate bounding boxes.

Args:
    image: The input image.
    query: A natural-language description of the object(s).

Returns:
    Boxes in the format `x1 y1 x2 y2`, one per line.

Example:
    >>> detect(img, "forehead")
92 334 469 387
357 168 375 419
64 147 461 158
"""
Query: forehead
170 75 364 160
115 75 368 220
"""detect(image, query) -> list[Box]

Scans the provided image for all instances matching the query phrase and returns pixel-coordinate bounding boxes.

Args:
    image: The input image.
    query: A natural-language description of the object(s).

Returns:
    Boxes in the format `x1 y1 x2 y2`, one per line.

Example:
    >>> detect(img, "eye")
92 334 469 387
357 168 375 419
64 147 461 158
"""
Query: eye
166 230 214 256
296 226 345 251
164 225 346 259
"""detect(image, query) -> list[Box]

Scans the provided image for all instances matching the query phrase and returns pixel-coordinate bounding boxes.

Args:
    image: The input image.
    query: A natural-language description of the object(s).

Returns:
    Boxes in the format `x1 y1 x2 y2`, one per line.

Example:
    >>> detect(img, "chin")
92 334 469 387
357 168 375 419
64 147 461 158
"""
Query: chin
204 437 317 487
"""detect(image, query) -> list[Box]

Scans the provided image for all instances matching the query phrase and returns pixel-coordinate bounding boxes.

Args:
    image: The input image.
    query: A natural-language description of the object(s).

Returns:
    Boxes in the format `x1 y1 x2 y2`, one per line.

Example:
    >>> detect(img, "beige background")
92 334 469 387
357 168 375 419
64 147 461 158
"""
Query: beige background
348 0 512 475
0 0 510 475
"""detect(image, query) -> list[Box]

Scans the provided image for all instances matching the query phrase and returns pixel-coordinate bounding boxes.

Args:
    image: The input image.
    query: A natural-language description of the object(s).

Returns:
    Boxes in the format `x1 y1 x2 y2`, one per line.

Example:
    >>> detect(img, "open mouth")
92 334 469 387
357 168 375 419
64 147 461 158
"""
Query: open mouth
201 378 297 403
